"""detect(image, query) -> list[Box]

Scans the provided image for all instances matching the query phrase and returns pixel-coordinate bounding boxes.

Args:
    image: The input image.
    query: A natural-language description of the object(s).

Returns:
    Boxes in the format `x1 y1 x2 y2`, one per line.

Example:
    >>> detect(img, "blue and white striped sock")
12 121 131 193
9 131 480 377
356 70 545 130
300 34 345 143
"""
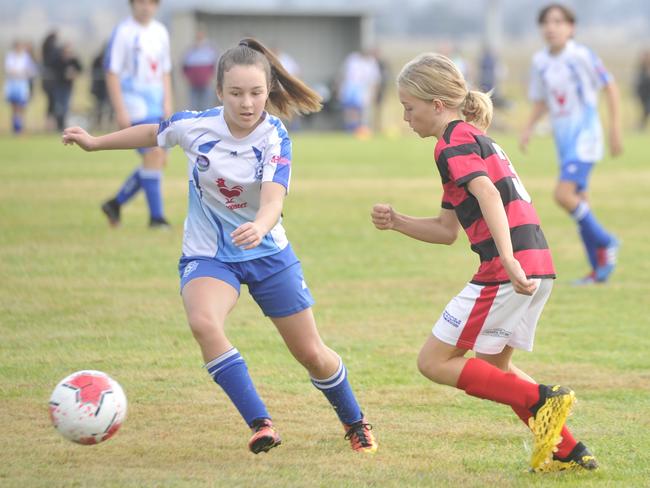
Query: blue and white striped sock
206 348 270 427
311 358 363 425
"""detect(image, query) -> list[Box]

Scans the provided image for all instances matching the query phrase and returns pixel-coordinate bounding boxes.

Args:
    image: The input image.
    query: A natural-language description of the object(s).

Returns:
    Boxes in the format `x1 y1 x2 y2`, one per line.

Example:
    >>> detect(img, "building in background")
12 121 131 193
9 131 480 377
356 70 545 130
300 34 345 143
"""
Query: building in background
169 6 375 129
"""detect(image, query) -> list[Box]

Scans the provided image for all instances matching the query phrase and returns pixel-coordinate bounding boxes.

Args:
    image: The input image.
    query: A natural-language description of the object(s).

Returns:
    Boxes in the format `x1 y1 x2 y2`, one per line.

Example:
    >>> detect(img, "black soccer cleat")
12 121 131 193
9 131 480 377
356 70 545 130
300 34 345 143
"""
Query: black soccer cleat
101 199 121 227
149 217 171 229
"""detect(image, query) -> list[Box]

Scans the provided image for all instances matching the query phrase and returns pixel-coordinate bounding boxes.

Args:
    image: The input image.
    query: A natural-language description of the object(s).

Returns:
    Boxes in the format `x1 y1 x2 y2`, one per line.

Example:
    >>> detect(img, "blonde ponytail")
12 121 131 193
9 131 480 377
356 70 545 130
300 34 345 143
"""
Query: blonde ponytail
398 53 493 130
462 90 493 131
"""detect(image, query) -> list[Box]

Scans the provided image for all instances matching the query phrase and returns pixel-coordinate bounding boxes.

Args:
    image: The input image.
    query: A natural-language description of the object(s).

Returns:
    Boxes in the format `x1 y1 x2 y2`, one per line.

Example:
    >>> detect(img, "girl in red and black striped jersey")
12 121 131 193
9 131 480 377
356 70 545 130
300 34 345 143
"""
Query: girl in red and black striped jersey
371 53 597 472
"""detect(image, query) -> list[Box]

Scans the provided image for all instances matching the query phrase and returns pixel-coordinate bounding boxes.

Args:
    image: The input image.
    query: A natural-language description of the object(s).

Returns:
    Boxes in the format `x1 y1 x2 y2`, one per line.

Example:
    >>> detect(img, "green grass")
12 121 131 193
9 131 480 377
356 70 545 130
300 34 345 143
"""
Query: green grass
1 130 649 487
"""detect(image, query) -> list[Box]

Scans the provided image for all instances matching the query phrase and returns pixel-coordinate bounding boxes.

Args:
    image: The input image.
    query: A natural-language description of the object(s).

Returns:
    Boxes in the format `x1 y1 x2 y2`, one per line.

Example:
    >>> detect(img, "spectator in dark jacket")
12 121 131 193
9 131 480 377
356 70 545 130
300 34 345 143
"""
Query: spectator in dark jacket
53 42 82 131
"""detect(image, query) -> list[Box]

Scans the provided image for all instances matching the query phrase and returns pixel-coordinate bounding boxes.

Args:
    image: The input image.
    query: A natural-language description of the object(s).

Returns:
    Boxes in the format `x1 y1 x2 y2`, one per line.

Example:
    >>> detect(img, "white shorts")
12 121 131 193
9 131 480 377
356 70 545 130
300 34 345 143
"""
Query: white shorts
432 279 553 355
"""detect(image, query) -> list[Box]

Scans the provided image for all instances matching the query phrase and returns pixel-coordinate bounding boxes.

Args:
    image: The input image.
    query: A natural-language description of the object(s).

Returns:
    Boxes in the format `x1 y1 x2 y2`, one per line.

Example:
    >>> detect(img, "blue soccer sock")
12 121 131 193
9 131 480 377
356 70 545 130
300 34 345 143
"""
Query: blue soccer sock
12 115 23 133
311 358 363 425
139 168 164 220
115 167 142 205
572 201 612 252
206 348 270 427
578 226 598 270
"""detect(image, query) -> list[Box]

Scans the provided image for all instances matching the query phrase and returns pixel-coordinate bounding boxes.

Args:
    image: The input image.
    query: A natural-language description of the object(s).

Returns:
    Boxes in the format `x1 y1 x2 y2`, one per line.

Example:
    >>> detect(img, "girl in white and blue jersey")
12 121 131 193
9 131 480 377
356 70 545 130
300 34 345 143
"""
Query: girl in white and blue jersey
62 38 377 455
101 0 172 228
520 3 621 284
4 40 37 134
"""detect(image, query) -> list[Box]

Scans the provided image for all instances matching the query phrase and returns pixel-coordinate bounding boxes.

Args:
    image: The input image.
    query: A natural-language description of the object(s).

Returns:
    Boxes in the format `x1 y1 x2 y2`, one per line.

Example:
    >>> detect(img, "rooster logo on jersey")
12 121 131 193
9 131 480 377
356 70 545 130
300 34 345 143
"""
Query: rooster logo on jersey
216 178 247 209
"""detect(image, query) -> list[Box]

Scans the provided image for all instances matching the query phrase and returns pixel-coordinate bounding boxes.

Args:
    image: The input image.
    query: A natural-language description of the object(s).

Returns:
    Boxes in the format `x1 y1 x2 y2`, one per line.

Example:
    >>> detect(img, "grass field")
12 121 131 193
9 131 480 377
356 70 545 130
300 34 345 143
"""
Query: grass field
1 129 649 487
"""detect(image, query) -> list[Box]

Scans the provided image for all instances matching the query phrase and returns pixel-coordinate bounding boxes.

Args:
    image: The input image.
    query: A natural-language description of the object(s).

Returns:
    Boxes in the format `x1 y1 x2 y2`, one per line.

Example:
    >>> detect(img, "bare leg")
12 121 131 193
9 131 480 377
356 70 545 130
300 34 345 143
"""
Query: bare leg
270 308 340 379
417 334 469 387
181 277 238 362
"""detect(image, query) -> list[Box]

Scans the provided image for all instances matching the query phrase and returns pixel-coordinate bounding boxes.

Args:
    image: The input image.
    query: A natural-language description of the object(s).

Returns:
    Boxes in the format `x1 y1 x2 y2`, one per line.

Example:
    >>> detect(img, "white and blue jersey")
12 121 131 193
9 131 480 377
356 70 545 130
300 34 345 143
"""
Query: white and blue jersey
157 107 292 262
4 50 36 105
529 40 612 165
104 16 171 124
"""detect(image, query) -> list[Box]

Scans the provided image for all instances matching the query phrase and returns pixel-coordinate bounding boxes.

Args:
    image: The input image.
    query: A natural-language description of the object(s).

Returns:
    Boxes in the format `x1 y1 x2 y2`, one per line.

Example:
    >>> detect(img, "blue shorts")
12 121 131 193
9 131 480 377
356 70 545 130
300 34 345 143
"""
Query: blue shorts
559 161 594 193
178 245 315 318
4 79 29 106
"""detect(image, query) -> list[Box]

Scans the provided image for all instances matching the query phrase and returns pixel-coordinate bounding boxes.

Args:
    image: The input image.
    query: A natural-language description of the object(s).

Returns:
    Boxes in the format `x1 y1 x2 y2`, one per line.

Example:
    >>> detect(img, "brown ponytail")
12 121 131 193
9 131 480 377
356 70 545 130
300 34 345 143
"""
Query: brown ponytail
217 38 322 119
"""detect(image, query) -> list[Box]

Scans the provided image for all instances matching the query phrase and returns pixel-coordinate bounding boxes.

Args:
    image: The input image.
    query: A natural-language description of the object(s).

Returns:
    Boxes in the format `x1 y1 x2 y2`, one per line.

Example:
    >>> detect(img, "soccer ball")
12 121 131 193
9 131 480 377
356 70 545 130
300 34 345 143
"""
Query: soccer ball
49 370 127 445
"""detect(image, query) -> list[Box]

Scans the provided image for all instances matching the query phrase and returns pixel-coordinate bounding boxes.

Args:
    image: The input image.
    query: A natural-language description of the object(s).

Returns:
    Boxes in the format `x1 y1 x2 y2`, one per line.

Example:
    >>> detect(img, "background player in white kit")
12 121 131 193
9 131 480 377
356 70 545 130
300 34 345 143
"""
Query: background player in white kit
101 0 172 228
62 38 377 455
520 3 621 284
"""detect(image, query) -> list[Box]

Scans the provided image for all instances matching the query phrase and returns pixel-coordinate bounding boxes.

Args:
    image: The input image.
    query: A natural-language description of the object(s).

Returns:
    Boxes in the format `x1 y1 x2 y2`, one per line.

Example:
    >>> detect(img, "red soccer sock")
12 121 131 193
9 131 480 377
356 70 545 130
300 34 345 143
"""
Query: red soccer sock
456 357 540 410
511 404 578 459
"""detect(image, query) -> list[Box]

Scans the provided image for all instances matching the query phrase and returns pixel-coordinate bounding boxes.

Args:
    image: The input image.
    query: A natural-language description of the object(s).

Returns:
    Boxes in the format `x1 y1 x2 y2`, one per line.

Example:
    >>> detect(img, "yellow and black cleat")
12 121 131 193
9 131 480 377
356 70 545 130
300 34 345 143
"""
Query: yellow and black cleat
528 385 576 470
533 441 599 473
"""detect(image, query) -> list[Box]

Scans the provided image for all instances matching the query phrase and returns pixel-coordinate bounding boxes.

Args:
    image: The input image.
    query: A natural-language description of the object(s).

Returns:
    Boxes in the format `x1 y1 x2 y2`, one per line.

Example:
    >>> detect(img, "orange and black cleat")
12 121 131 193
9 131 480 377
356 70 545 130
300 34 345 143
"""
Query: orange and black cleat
248 418 281 454
343 417 378 453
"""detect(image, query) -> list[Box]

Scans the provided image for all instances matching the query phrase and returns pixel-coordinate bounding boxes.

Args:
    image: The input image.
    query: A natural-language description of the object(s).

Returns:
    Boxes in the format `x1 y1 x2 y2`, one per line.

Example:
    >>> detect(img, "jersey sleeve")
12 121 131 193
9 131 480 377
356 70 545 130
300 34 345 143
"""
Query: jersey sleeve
584 48 612 89
104 25 126 75
161 27 172 74
441 190 453 209
528 56 545 102
262 121 292 192
156 111 190 148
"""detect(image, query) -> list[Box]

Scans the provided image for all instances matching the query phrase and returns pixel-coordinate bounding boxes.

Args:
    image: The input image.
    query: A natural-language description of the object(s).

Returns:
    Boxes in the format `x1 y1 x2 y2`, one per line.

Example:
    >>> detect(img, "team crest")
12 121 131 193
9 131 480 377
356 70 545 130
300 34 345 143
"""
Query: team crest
195 155 210 172
254 160 263 181
183 261 199 278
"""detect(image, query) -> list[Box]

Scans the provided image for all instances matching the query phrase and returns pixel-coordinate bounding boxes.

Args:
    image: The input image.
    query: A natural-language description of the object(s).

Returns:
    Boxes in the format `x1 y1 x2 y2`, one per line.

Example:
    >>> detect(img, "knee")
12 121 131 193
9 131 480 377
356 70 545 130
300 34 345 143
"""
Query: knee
295 345 330 374
142 149 166 170
417 350 443 384
186 312 222 342
553 186 575 211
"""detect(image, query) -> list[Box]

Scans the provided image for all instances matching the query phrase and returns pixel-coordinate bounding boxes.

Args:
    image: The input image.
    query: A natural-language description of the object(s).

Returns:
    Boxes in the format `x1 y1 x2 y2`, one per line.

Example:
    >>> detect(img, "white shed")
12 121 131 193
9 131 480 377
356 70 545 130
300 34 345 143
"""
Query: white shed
169 6 375 129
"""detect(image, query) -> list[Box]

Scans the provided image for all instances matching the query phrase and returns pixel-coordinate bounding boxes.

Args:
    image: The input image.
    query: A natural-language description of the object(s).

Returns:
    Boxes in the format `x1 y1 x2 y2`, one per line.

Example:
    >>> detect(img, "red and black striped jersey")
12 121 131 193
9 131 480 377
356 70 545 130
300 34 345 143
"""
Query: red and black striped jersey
435 120 556 285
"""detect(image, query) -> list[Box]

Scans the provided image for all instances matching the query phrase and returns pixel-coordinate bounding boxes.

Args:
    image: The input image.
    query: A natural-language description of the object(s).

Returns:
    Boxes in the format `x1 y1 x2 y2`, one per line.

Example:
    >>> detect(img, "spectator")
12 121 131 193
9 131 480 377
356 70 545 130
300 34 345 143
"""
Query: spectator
53 42 82 131
479 47 509 109
338 50 381 137
273 46 302 129
635 49 650 130
4 40 37 134
276 48 300 77
182 30 218 110
372 47 390 133
41 31 60 131
90 44 112 130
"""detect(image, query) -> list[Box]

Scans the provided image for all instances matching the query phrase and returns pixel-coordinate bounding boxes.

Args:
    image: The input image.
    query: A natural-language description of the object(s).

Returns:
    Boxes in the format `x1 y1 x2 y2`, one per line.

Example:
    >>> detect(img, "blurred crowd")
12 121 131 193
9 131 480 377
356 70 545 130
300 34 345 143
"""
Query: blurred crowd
5 29 650 136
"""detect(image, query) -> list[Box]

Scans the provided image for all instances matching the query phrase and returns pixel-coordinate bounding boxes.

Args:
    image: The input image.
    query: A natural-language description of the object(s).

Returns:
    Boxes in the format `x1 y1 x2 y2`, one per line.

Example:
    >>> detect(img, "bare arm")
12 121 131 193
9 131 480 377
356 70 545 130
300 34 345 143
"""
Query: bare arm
105 71 130 129
519 101 547 153
371 204 460 245
231 182 286 250
62 124 158 152
604 80 623 157
467 176 536 295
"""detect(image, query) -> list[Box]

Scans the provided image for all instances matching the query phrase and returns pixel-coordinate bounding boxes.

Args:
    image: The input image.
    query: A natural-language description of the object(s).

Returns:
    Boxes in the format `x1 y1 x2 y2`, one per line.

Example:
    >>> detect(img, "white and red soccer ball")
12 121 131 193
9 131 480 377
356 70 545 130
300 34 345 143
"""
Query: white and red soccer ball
49 370 127 445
